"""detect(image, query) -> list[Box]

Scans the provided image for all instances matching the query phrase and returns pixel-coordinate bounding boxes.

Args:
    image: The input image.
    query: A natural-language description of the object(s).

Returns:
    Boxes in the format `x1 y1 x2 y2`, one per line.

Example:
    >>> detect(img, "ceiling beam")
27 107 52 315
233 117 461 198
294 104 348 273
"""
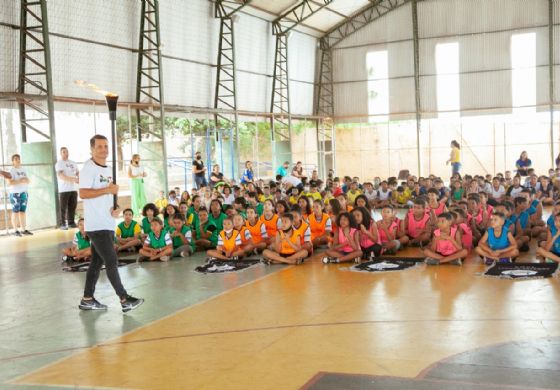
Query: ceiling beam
320 0 415 49
215 0 252 19
272 0 334 35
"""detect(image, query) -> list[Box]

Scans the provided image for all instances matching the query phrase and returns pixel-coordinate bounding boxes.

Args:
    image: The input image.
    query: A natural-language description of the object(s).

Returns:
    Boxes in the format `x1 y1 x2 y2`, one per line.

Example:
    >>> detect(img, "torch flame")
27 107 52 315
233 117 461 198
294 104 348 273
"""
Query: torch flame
74 79 117 97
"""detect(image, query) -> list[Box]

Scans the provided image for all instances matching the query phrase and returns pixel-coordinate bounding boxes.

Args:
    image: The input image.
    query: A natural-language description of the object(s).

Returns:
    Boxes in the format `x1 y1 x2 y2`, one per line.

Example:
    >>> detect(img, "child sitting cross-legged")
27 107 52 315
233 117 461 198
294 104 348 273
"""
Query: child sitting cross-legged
475 212 519 265
423 212 468 266
536 212 560 263
62 218 91 262
168 214 194 258
115 208 142 252
206 217 246 261
262 213 308 265
138 218 173 262
322 212 363 264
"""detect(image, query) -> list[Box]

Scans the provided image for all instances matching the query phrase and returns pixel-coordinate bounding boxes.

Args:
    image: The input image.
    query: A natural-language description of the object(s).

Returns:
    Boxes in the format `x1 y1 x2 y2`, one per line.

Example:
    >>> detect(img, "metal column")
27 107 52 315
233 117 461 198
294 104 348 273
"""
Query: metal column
17 0 60 224
411 0 422 177
135 0 168 189
315 40 335 179
549 0 555 166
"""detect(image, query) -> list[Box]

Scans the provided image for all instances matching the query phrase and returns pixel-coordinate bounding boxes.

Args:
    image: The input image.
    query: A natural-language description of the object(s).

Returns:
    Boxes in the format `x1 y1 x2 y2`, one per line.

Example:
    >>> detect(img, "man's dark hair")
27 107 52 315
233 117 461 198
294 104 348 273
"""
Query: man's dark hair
90 134 108 148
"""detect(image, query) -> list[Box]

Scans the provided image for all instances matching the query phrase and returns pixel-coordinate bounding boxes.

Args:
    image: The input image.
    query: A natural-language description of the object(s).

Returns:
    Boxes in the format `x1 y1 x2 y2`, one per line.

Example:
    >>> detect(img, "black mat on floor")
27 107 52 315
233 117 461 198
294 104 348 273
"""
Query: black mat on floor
195 258 261 274
62 261 129 272
483 262 559 279
351 257 425 273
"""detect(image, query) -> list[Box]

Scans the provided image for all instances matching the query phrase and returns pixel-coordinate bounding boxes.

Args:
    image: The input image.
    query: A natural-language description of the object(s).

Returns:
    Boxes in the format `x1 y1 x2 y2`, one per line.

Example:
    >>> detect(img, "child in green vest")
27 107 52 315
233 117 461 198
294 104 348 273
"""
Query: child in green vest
116 208 142 252
138 218 173 262
62 218 91 262
141 203 160 239
193 208 218 250
169 214 194 258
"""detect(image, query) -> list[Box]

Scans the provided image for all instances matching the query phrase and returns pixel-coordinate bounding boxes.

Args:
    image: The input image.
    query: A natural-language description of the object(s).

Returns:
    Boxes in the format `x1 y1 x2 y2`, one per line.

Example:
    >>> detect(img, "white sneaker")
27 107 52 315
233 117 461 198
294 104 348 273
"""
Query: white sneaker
160 256 170 262
322 256 330 264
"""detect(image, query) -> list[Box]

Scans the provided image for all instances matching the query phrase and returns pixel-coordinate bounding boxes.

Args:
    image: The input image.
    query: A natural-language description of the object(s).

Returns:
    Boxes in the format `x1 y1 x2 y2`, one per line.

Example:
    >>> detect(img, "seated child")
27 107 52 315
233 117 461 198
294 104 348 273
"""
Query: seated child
467 193 488 240
169 214 194 258
138 218 173 261
374 181 392 209
206 217 245 261
154 190 168 213
291 206 313 256
322 212 363 263
450 208 473 251
475 212 519 265
260 199 280 246
62 218 91 261
376 205 407 255
308 199 332 248
116 208 142 252
193 207 218 250
427 188 447 223
352 207 382 259
536 212 560 263
496 201 529 252
141 203 160 238
245 206 268 253
262 213 308 264
232 213 254 256
423 212 467 265
402 198 432 246
391 185 412 208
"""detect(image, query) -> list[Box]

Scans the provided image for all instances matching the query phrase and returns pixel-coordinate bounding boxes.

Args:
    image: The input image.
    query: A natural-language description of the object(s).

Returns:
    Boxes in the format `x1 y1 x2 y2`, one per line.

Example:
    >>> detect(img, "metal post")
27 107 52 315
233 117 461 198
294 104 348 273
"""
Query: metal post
190 119 195 186
411 0 422 177
549 0 555 167
0 110 9 235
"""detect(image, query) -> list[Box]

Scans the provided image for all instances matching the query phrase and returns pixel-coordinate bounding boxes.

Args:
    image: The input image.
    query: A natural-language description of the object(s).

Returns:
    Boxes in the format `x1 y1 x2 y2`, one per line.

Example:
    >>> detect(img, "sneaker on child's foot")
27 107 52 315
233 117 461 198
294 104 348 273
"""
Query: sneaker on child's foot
62 255 75 262
449 258 462 266
79 297 108 311
425 257 440 265
121 295 144 313
498 257 512 264
322 256 331 264
160 256 170 262
232 256 239 261
14 231 22 237
136 255 149 263
260 257 271 265
180 250 188 258
484 257 494 266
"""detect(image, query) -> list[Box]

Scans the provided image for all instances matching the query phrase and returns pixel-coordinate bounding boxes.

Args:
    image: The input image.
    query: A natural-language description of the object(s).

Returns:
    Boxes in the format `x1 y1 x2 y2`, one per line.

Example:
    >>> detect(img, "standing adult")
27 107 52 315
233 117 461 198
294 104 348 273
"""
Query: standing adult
192 151 207 189
78 134 143 312
210 164 225 188
291 161 306 180
446 140 461 177
56 147 79 229
240 160 254 185
7 154 32 236
516 151 532 176
555 152 560 169
276 161 290 178
128 154 147 217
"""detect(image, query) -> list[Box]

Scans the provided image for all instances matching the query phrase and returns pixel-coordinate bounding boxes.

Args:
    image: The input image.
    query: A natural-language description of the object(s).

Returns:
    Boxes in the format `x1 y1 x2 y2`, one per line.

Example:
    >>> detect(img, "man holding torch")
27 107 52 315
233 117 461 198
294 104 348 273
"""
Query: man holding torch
78 134 144 311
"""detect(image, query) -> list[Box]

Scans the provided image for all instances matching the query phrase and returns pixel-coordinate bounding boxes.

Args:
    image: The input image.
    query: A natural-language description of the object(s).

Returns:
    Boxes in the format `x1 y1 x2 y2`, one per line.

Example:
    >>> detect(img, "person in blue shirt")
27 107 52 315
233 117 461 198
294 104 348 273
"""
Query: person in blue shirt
276 161 289 178
475 212 519 265
240 160 254 185
537 212 560 263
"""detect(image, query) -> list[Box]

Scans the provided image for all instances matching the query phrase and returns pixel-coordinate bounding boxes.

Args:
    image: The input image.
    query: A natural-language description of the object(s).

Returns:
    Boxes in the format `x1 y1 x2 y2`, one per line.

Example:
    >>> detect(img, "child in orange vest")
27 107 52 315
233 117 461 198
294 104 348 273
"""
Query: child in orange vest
262 213 308 265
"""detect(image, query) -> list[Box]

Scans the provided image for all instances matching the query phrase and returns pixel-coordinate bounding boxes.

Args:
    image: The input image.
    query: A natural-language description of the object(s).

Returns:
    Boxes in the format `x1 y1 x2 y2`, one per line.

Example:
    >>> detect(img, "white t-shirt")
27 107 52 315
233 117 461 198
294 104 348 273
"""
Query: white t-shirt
55 159 78 193
508 186 523 198
130 164 144 178
79 159 115 232
490 185 505 199
282 175 302 188
223 193 235 205
364 189 378 201
9 167 29 194
378 188 392 201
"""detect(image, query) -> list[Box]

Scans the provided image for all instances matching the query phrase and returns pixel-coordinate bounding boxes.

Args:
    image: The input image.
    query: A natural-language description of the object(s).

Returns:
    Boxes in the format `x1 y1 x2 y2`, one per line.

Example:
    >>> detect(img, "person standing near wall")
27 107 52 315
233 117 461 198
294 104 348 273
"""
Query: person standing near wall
56 147 79 229
446 140 461 177
128 154 147 216
192 151 207 189
7 154 32 236
78 135 143 312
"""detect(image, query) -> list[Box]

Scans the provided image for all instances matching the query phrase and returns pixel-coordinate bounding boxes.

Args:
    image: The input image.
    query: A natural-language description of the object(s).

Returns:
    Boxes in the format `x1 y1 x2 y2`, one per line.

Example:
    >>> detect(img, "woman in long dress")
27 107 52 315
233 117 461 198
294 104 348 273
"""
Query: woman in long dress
128 154 147 216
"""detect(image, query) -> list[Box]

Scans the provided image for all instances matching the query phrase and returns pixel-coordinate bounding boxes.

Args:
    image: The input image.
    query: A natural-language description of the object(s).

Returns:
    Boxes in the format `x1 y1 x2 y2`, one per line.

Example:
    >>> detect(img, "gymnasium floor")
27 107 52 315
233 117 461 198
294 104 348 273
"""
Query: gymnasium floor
2 220 560 389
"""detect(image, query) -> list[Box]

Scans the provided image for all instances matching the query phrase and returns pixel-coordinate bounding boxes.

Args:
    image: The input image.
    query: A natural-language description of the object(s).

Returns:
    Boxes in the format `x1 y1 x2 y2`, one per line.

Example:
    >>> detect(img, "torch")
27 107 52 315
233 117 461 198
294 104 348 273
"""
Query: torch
74 80 119 209
105 93 119 209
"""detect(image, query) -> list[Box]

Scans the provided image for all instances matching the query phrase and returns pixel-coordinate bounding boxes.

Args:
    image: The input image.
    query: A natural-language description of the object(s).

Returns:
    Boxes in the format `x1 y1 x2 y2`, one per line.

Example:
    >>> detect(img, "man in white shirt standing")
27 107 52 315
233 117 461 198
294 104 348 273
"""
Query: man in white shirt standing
78 135 144 312
6 154 32 236
55 147 79 229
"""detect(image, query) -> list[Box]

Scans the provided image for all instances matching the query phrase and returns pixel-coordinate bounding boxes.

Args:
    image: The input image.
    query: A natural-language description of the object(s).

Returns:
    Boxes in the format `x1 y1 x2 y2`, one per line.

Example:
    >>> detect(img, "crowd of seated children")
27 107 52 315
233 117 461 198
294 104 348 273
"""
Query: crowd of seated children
62 165 560 268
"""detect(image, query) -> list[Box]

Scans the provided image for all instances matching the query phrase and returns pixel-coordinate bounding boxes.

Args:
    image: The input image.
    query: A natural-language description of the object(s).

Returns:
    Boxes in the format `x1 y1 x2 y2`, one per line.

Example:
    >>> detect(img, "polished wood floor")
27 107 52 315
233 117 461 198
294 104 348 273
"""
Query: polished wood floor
7 230 560 389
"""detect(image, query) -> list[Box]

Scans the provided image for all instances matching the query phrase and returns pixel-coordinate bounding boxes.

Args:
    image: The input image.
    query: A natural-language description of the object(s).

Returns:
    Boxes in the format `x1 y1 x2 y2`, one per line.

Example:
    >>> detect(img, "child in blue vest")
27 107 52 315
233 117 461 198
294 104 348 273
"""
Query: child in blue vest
169 214 194 258
116 208 142 252
536 212 560 263
62 218 91 262
475 212 519 265
138 218 173 262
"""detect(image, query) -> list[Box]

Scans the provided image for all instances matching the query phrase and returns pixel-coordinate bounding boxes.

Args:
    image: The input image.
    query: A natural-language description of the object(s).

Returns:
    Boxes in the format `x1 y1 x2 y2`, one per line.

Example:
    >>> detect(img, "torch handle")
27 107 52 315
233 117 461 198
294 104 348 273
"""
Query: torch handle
111 115 119 210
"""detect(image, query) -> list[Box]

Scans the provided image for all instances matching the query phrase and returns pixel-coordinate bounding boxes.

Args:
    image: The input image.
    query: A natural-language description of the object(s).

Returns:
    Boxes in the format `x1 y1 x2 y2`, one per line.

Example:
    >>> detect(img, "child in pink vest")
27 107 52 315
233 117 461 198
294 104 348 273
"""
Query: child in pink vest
423 212 468 266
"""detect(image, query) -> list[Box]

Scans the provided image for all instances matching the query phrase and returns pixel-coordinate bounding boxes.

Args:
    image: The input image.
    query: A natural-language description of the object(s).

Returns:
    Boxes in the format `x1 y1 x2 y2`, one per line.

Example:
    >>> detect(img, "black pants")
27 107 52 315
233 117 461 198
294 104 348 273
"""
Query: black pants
84 230 127 299
59 191 78 226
